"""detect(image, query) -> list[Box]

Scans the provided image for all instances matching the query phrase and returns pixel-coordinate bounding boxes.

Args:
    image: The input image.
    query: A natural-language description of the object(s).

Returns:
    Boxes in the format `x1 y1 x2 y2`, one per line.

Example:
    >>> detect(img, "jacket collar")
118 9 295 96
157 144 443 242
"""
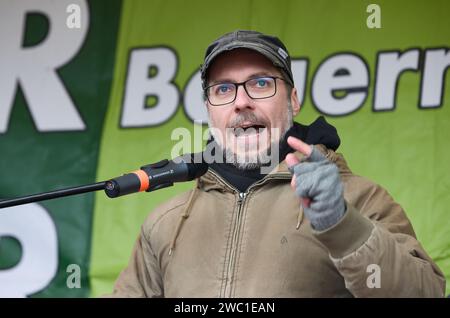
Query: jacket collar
198 143 351 193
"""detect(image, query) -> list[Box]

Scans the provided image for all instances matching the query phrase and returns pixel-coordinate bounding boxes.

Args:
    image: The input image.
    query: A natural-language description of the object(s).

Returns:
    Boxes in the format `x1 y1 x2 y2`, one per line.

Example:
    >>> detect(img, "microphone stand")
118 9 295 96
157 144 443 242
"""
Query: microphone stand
0 154 208 210
0 181 107 209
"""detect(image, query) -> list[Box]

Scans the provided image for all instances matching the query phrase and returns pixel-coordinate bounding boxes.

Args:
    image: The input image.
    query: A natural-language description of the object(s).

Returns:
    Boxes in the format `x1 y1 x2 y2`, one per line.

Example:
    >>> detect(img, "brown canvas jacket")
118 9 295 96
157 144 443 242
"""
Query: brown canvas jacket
108 145 446 297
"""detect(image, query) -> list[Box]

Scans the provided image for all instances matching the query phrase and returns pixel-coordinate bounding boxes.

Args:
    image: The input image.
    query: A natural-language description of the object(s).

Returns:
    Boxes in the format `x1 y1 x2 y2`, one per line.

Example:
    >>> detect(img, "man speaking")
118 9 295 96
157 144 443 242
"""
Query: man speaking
108 30 445 297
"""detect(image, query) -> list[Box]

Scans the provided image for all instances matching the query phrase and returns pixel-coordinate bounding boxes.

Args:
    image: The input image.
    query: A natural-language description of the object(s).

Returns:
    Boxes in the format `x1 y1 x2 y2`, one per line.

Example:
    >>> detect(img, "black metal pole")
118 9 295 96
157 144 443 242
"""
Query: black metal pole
0 181 107 209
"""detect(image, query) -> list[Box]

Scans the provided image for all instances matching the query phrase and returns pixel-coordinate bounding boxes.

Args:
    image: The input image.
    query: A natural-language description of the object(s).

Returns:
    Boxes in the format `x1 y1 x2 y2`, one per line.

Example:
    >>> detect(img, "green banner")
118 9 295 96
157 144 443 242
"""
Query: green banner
0 0 449 297
0 0 121 297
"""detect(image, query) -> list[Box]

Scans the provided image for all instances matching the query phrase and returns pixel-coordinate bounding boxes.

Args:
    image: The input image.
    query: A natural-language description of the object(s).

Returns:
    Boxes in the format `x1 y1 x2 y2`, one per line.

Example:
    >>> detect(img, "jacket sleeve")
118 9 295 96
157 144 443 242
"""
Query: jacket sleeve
105 227 164 298
313 179 446 298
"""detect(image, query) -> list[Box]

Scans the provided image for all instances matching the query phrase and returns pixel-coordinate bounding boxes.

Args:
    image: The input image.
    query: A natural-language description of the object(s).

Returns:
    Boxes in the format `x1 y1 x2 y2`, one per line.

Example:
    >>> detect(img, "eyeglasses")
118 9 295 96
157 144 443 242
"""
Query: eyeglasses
204 76 286 106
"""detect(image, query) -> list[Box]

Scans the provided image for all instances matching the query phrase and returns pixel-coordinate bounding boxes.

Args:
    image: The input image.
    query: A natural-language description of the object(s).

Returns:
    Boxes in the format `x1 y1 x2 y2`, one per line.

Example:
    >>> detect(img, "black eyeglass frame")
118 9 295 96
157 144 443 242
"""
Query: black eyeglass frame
204 76 287 106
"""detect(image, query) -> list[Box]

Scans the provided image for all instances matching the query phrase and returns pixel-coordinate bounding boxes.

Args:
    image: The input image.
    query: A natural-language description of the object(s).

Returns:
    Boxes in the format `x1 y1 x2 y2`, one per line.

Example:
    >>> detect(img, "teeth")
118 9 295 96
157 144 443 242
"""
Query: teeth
233 126 266 137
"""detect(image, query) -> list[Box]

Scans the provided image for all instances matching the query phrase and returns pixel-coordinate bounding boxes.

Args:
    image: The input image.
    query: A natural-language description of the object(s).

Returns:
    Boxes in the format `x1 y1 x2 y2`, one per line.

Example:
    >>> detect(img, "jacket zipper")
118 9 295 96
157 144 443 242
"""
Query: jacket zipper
223 191 246 298
207 168 292 297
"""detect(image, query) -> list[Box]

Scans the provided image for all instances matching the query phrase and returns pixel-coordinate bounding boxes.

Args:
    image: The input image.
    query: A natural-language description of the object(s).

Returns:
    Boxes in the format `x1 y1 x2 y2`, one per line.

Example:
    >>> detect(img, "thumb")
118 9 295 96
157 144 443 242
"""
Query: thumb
287 136 312 157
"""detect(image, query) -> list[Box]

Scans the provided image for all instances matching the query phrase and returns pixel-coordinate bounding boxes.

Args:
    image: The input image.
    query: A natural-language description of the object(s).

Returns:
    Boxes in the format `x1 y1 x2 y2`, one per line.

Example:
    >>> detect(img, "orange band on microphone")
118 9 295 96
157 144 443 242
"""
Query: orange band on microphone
132 170 149 192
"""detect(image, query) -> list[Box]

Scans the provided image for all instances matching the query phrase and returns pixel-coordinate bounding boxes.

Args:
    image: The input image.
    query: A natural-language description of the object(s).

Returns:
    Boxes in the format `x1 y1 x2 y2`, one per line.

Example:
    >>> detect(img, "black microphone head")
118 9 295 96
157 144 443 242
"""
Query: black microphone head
186 162 209 180
176 152 209 180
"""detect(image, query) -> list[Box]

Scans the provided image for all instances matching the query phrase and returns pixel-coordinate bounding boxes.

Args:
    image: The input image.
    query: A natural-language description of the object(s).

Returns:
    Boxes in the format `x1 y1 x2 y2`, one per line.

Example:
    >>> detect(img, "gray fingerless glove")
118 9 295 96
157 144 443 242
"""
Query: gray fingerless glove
290 146 346 231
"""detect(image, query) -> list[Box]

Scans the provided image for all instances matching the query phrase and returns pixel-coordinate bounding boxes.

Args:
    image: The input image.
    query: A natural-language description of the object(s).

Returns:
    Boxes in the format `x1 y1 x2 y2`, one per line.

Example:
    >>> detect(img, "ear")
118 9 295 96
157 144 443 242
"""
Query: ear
205 100 212 119
290 87 301 116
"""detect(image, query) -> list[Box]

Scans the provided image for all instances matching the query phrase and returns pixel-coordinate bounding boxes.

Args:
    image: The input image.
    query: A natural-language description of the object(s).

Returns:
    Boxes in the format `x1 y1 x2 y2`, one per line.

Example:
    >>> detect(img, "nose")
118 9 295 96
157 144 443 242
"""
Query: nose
233 85 254 112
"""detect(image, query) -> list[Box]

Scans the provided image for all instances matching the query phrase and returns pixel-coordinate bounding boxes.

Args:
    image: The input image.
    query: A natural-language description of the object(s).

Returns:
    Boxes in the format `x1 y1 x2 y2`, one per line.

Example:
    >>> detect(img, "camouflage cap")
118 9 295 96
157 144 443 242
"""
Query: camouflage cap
200 30 294 88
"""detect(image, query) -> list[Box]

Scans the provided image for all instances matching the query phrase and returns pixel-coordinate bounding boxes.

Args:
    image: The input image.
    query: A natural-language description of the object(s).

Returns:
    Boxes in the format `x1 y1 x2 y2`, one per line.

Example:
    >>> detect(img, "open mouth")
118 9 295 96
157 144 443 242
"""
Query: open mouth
232 124 267 137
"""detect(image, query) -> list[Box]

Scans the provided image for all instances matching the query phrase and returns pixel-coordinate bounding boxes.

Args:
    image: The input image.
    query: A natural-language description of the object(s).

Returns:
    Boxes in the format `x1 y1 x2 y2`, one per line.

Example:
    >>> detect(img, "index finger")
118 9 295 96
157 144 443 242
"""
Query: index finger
287 136 312 157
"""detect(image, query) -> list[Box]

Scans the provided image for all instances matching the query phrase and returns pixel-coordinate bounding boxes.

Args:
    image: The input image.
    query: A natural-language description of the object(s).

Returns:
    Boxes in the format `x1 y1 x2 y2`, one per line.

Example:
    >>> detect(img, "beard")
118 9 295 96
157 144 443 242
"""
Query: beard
208 100 293 170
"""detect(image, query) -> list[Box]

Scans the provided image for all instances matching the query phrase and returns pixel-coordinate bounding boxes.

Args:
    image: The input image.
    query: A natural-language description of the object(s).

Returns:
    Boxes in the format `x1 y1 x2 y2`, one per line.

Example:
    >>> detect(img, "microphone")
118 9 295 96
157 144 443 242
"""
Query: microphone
104 153 208 198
